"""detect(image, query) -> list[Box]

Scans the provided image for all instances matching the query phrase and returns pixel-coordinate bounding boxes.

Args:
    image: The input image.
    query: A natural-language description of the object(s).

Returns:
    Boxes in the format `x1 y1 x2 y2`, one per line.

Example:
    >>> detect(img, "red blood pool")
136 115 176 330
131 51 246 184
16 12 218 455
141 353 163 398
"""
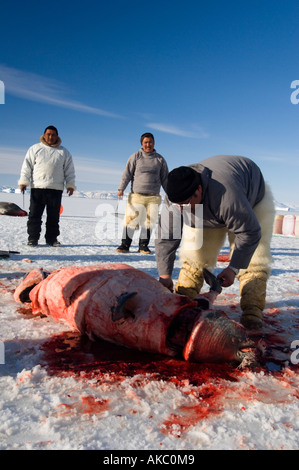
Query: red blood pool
40 331 240 386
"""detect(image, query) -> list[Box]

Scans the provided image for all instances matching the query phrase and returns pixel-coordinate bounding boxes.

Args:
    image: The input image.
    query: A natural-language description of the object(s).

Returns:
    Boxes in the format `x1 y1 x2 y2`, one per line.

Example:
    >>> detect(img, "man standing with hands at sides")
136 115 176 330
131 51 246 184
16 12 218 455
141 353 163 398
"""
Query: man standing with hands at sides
155 155 275 330
116 132 168 254
18 125 76 247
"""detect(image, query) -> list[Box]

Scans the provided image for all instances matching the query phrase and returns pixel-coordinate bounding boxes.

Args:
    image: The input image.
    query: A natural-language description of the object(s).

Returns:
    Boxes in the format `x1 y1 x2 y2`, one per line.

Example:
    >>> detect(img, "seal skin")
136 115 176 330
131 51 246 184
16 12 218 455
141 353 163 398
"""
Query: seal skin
0 202 27 216
14 264 254 365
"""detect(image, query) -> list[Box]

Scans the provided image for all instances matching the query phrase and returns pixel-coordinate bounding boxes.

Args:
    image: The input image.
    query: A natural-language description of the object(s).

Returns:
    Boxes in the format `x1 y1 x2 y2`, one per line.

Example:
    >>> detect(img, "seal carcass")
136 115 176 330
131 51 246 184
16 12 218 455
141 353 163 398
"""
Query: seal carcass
14 263 254 365
0 202 27 216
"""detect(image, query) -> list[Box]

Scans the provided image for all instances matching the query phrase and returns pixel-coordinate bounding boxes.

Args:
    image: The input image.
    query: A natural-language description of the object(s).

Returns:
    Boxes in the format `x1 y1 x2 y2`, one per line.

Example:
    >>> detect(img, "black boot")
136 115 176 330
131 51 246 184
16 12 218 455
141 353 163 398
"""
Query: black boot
138 228 152 254
116 227 133 253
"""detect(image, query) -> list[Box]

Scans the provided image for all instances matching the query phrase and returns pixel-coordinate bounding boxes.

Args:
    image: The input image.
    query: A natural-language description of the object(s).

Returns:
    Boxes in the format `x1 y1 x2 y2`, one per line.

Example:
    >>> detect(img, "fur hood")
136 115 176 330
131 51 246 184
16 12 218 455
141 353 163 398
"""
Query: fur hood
39 135 62 148
18 140 76 191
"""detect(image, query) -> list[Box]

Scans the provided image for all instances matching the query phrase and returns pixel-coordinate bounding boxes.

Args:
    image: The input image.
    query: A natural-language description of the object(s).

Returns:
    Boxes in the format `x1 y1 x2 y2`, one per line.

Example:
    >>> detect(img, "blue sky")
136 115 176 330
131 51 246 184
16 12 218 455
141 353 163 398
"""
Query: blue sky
0 0 299 204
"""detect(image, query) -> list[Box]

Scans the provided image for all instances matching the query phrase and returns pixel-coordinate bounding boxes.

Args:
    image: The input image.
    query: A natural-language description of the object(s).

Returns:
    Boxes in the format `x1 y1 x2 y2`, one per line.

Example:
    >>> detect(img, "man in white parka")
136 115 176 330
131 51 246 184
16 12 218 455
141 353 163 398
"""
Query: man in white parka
18 125 76 247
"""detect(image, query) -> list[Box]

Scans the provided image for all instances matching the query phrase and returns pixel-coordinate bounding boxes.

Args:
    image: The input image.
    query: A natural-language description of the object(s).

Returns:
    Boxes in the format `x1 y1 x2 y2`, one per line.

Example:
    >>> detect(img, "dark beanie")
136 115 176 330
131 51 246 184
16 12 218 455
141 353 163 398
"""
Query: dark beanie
166 166 202 203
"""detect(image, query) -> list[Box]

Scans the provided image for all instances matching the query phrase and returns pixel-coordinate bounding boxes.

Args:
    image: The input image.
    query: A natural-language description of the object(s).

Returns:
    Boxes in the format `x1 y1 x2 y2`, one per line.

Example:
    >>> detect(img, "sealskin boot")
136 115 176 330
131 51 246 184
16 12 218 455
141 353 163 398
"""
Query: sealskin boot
240 312 263 330
239 271 268 330
116 229 132 253
138 228 152 254
175 261 204 299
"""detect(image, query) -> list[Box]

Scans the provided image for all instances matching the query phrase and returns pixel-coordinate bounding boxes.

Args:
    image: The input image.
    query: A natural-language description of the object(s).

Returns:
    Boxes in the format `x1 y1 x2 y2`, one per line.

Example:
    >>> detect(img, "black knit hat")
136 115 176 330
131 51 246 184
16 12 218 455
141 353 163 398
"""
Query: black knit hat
166 166 202 203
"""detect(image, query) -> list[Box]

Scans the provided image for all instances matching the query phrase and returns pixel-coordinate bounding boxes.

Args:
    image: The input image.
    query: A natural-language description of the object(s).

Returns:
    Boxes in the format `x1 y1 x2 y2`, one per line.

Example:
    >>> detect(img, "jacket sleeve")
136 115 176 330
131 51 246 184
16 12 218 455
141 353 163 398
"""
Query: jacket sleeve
219 194 262 269
118 153 136 191
154 197 183 276
160 158 169 192
18 146 35 186
64 151 76 190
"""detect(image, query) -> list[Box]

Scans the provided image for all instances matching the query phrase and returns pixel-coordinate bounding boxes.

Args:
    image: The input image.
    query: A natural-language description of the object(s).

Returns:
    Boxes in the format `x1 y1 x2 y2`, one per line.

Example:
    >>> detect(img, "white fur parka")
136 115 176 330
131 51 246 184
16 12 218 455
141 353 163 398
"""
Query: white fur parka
18 136 76 191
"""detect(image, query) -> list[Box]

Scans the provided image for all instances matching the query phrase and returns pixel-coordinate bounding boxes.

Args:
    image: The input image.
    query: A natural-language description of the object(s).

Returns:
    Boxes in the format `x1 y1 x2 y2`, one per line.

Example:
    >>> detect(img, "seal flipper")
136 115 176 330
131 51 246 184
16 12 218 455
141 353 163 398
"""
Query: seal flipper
111 292 138 322
14 269 50 304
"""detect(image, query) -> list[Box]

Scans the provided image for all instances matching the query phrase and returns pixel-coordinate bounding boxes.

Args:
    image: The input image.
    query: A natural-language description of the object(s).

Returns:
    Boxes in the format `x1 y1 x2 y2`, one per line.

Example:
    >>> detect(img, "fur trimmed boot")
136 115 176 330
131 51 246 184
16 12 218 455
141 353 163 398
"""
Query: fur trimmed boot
175 261 204 299
177 226 227 299
239 270 269 330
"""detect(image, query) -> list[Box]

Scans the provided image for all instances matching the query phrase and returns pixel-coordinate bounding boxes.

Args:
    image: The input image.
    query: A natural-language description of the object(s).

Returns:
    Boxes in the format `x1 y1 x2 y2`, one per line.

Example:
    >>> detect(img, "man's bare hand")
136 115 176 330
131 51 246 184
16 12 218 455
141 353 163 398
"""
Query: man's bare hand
217 267 236 287
159 275 174 292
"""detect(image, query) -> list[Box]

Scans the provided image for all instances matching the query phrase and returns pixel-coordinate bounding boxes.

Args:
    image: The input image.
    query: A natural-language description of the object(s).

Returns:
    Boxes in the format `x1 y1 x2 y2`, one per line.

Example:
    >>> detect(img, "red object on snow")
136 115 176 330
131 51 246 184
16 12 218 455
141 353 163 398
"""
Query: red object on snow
14 264 253 365
217 254 230 262
282 215 296 236
0 202 27 216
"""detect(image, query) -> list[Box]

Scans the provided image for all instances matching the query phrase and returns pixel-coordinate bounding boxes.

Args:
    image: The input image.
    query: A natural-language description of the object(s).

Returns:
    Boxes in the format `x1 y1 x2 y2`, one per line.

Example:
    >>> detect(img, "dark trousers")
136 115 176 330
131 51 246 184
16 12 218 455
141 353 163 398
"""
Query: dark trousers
27 188 62 243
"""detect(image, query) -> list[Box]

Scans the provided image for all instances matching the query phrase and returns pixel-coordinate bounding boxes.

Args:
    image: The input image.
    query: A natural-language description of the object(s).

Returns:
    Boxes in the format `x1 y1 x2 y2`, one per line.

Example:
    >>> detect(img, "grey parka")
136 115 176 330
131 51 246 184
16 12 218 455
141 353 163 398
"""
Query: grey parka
155 155 266 276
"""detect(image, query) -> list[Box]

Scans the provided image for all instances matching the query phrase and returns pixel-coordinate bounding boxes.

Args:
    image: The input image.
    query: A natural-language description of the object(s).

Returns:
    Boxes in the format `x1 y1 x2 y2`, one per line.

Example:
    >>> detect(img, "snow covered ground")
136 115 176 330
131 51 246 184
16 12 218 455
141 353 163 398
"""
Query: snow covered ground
0 192 298 451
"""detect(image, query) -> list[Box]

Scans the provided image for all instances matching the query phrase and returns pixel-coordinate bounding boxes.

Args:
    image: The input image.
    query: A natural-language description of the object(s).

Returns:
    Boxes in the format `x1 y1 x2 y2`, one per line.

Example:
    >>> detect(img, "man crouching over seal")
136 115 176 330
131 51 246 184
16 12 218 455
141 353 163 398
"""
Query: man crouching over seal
155 155 275 330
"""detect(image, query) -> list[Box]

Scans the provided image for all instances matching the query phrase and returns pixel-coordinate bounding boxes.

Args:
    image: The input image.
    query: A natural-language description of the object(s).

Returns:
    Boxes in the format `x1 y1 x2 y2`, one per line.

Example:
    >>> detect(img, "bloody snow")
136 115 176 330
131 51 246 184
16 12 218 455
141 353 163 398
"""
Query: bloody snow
0 192 298 450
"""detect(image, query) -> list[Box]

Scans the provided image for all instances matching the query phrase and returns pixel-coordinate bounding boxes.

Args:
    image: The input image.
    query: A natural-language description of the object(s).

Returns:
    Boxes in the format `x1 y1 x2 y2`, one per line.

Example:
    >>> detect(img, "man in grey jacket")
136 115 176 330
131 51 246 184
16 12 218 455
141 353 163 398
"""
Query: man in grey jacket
155 155 275 330
19 125 76 247
116 133 168 254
